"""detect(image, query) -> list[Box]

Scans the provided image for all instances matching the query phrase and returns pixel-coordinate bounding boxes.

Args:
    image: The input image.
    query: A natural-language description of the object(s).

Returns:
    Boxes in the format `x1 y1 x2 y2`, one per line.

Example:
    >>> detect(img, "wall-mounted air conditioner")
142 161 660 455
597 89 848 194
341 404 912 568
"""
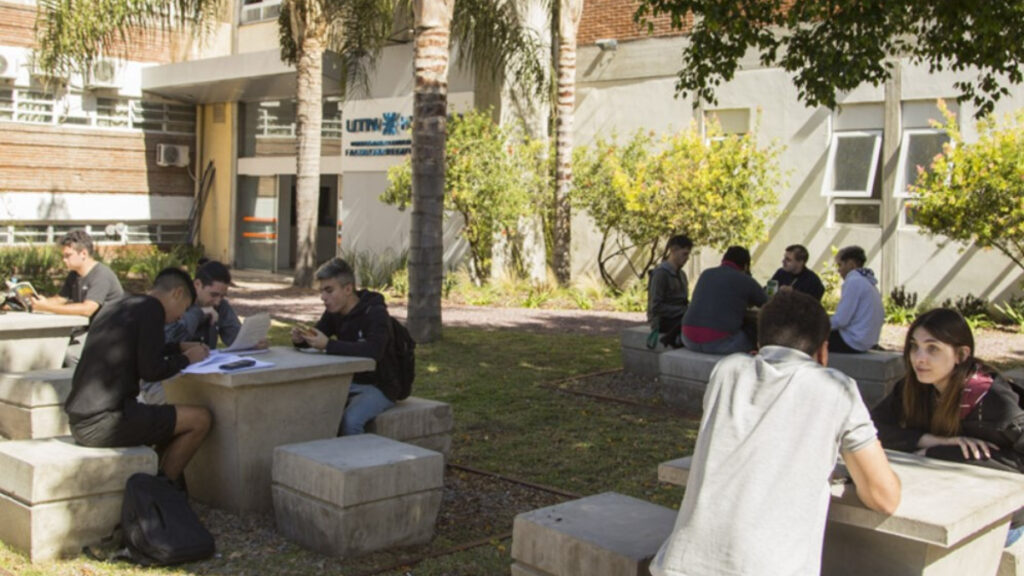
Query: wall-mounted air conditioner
85 59 119 90
156 144 190 167
0 51 17 80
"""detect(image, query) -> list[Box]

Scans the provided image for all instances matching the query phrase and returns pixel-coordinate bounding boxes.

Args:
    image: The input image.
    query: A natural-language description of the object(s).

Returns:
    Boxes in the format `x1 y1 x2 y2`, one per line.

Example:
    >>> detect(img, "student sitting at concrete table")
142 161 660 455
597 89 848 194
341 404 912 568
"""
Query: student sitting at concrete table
680 246 767 355
829 245 884 353
291 257 402 436
651 290 901 576
63 267 212 490
769 243 825 300
871 307 1024 546
30 229 124 366
647 234 693 348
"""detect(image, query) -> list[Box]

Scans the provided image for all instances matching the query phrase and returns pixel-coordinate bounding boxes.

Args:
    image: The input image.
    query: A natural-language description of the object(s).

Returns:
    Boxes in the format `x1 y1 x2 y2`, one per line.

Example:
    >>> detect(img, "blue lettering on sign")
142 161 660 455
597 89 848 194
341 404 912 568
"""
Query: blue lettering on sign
346 112 412 135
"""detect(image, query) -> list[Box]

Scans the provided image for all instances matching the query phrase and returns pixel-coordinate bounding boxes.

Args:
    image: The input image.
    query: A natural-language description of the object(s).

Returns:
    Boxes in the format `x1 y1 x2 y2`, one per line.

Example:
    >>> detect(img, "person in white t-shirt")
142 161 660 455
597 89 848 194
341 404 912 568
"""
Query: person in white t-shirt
651 290 901 576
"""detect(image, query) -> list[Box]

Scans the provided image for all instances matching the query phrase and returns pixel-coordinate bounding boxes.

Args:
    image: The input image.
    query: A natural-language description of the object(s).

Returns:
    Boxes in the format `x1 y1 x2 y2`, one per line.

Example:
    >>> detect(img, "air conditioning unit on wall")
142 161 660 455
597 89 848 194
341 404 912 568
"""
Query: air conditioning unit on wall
156 144 190 167
0 52 16 80
85 59 118 90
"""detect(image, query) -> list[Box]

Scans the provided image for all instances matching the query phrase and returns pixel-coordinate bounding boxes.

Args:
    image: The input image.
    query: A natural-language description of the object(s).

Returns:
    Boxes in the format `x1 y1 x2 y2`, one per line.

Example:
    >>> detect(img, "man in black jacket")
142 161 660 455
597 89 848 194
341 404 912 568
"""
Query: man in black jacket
64 267 212 484
291 257 398 435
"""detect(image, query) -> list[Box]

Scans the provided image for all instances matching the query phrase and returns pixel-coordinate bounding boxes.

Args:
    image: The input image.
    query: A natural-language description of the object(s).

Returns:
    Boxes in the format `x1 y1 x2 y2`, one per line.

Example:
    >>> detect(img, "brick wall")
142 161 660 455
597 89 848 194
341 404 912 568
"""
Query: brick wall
578 0 687 46
0 1 185 63
0 123 193 196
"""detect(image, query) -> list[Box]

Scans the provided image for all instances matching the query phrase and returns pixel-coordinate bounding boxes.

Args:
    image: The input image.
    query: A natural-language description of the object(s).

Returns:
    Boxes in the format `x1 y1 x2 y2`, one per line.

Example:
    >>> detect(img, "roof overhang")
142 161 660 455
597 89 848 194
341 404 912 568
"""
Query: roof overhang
141 49 344 103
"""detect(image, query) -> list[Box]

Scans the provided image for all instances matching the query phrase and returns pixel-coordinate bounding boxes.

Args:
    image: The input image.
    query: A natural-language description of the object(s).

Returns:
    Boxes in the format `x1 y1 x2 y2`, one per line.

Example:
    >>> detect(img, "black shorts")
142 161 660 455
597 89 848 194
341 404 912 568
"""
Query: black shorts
70 398 177 448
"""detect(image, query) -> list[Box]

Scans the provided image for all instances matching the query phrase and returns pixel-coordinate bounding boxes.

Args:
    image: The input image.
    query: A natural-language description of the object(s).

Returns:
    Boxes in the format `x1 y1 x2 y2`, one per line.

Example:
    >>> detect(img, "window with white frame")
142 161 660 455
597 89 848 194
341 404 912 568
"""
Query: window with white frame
823 130 883 226
0 86 195 134
896 100 957 228
703 108 750 144
240 0 282 24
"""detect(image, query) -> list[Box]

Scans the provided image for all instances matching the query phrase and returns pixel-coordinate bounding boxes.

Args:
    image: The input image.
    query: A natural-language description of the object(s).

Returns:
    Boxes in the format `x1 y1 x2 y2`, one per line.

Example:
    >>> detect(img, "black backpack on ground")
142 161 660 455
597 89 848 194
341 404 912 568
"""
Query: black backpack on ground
120 473 215 566
379 316 416 401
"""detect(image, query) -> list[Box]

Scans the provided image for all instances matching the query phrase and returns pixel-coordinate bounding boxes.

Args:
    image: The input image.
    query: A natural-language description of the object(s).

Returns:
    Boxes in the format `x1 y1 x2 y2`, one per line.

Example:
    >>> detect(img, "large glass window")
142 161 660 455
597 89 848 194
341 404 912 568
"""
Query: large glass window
241 99 343 157
895 129 950 198
824 129 883 226
0 86 194 134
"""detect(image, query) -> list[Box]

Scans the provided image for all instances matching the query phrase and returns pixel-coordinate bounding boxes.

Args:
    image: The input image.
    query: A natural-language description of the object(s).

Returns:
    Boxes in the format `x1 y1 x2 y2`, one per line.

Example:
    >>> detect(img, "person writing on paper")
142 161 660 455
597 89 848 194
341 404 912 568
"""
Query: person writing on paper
31 229 124 365
64 268 212 490
651 291 900 576
292 257 399 436
164 259 264 350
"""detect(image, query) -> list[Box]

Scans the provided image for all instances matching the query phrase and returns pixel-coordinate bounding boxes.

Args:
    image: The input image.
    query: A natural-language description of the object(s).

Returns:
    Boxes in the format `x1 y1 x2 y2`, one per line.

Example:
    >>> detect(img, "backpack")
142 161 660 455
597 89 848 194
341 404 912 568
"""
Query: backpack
379 316 416 401
120 473 215 566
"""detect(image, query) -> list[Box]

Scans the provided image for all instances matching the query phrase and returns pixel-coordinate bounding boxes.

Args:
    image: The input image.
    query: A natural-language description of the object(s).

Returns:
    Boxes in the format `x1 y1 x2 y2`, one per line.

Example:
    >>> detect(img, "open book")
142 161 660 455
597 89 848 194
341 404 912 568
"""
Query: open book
4 280 39 312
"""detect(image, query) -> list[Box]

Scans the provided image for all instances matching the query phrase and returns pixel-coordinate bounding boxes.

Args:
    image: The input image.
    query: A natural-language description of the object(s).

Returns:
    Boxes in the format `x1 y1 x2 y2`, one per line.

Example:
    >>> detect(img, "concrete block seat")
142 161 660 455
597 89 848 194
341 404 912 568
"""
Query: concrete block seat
621 325 670 378
0 368 74 440
366 396 453 457
827 350 905 408
511 491 677 576
272 434 444 557
1001 535 1024 576
657 348 726 410
0 437 157 562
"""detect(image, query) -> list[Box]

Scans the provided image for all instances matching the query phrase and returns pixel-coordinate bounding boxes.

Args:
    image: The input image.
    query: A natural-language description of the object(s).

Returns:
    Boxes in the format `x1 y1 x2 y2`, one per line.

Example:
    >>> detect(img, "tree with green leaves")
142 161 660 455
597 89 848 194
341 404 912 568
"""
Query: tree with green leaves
913 102 1024 273
634 0 1024 117
383 108 546 282
36 0 545 342
573 122 783 291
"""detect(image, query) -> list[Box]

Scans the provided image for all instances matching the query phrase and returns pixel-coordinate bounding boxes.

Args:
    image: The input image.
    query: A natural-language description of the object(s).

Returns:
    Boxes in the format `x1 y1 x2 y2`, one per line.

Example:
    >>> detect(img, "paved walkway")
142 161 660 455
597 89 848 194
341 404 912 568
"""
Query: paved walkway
228 274 645 337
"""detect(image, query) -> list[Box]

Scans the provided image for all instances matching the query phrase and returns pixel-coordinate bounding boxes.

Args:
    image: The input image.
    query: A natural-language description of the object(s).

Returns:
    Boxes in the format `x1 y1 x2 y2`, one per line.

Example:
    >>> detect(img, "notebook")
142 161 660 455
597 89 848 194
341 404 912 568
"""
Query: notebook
222 312 271 353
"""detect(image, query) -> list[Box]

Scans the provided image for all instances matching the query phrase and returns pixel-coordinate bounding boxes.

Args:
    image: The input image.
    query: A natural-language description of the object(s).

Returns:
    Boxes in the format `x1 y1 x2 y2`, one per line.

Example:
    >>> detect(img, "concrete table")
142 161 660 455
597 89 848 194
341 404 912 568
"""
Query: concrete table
659 451 1024 576
163 347 375 513
0 312 87 372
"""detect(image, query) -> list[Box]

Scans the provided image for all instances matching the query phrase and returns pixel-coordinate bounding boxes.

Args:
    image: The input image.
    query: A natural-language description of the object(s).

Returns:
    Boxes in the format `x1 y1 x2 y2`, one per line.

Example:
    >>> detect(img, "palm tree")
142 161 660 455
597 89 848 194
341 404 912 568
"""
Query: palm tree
36 0 544 338
552 0 582 285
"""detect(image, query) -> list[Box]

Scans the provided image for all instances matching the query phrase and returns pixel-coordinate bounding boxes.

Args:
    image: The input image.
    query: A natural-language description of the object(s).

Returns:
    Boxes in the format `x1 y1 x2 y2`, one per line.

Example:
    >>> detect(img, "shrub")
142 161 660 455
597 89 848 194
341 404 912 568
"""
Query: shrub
0 246 64 294
995 296 1024 333
941 293 995 330
885 286 920 325
344 249 409 292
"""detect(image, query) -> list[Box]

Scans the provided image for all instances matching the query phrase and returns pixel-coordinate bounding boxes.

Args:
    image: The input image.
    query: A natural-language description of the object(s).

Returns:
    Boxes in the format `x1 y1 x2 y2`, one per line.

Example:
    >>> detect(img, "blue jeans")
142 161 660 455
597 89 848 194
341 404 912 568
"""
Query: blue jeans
680 330 754 355
338 383 395 436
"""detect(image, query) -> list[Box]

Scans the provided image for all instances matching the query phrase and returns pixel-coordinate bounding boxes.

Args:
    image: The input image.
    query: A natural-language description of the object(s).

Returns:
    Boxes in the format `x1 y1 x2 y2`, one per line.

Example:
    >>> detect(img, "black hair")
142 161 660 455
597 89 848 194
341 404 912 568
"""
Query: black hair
785 244 810 264
836 245 867 267
59 229 94 256
153 267 197 305
195 260 232 287
723 246 751 269
758 290 830 355
666 234 694 251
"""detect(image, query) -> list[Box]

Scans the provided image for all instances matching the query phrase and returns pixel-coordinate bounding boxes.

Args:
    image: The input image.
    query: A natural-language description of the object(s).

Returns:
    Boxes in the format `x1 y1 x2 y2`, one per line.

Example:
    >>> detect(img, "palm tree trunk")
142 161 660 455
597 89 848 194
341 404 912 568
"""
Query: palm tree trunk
291 2 325 288
553 0 583 286
409 0 454 343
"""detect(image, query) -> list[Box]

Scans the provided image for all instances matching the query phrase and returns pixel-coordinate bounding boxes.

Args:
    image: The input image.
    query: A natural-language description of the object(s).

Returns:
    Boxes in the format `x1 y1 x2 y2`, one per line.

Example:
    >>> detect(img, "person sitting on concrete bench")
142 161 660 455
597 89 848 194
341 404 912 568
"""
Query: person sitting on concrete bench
31 229 124 366
871 307 1024 546
680 246 767 354
769 243 825 301
651 291 901 576
291 257 401 436
647 234 693 348
64 267 212 487
829 245 884 353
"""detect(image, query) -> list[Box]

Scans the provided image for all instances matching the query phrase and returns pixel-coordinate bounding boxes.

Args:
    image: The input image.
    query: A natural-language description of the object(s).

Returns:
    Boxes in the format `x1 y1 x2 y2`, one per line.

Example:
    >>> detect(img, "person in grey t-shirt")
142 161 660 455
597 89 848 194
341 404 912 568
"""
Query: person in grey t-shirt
651 291 901 576
31 229 124 366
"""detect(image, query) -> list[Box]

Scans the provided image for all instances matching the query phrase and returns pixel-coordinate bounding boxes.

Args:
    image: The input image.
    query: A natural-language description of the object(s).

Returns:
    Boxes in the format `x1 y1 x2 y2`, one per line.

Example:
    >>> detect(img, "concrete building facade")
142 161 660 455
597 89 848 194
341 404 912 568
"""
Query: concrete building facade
1 0 1021 303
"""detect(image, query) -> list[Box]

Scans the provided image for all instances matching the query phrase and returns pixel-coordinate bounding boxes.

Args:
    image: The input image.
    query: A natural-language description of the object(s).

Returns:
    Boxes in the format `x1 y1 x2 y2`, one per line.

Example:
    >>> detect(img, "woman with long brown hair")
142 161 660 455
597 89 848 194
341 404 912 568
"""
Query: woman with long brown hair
871 307 1024 545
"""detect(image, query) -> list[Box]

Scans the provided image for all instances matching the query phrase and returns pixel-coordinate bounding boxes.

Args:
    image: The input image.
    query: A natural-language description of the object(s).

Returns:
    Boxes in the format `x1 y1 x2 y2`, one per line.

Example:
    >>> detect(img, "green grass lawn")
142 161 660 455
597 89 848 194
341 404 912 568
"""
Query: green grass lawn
0 325 697 575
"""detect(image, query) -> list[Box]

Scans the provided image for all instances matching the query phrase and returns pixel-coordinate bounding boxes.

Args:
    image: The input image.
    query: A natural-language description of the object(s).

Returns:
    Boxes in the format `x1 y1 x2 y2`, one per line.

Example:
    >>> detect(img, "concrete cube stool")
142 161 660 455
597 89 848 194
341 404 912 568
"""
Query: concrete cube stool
1000 534 1024 576
366 397 453 457
512 491 677 576
621 325 669 378
0 368 74 440
272 434 444 557
0 436 157 562
827 350 905 408
657 348 726 410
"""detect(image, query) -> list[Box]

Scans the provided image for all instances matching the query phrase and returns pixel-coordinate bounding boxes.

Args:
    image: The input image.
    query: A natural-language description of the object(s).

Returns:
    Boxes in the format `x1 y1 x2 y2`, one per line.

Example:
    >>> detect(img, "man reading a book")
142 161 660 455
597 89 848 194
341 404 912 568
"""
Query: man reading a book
32 230 124 365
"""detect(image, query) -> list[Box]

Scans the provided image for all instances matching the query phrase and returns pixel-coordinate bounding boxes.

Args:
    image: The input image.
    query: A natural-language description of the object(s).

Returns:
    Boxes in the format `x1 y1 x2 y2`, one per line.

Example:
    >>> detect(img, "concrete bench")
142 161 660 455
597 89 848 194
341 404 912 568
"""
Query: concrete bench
272 434 444 557
0 436 157 562
657 348 724 409
1000 535 1024 576
621 325 669 378
659 452 1024 576
0 368 74 440
366 396 453 457
511 491 677 576
827 350 905 408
